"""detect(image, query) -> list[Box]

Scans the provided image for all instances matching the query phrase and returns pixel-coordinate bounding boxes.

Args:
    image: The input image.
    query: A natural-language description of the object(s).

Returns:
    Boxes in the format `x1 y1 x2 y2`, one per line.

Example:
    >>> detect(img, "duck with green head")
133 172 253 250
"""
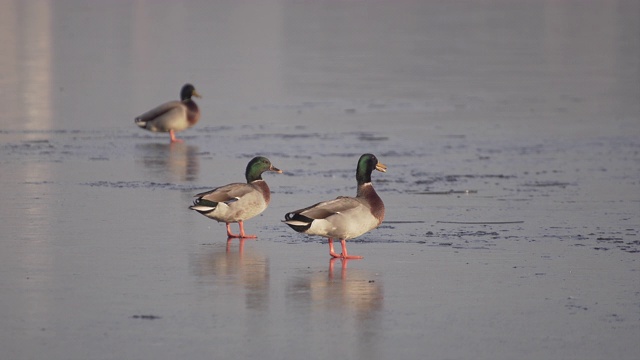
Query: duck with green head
135 83 201 143
283 153 386 259
190 157 282 238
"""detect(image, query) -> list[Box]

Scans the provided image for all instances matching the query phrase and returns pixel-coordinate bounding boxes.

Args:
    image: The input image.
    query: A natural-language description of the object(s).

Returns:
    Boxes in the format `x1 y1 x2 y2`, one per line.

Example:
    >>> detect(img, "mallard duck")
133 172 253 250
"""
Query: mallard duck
283 153 386 259
190 157 282 238
135 83 201 143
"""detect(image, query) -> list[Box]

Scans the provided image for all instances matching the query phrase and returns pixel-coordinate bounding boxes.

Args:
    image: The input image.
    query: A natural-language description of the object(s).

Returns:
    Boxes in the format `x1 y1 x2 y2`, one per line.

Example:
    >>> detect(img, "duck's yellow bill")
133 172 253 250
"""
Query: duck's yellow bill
375 162 387 172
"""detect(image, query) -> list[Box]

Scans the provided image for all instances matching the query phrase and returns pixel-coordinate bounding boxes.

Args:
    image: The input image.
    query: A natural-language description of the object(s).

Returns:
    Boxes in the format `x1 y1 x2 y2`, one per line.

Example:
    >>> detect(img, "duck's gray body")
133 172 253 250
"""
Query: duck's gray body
190 180 272 223
135 83 200 142
135 100 198 133
283 154 386 258
284 184 384 240
190 156 282 238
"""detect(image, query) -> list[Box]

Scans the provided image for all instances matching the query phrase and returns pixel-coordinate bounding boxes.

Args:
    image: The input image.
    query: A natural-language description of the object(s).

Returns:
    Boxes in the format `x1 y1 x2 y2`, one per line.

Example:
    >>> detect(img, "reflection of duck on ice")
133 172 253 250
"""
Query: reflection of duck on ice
191 239 269 311
288 258 384 314
135 142 199 183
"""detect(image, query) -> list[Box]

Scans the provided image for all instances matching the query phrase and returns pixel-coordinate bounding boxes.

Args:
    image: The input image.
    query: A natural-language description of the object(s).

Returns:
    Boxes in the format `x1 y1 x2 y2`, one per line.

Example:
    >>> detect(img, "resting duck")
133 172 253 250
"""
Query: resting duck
190 157 282 238
283 153 386 259
135 83 201 143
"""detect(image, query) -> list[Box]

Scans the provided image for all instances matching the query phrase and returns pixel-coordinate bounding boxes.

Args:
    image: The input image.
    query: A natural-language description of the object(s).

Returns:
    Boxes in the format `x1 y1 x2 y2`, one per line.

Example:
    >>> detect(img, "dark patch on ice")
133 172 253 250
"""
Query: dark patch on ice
247 100 430 113
131 314 161 320
522 181 574 188
411 190 478 195
194 125 233 133
448 230 501 238
239 133 330 141
24 181 55 185
596 237 624 242
0 129 83 135
620 240 640 253
384 221 426 224
81 181 209 192
414 174 515 184
357 133 389 141
448 174 516 180
239 151 296 160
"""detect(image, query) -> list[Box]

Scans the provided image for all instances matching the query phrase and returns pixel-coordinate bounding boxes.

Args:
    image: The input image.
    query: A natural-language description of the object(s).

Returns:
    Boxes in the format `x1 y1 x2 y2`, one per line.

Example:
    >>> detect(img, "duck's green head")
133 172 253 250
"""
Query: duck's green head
246 156 283 182
180 83 201 101
356 153 386 184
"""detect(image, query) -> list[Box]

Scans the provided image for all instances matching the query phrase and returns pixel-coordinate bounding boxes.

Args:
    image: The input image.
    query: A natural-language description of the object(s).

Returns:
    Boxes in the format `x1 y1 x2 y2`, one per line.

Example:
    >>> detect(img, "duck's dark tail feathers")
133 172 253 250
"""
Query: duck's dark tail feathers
135 117 147 128
282 212 313 232
189 198 218 214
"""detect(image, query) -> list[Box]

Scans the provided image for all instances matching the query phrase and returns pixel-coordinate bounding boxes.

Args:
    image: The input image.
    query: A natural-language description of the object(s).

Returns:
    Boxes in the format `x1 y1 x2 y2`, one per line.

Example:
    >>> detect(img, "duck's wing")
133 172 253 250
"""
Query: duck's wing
194 183 255 204
287 196 362 220
135 101 186 128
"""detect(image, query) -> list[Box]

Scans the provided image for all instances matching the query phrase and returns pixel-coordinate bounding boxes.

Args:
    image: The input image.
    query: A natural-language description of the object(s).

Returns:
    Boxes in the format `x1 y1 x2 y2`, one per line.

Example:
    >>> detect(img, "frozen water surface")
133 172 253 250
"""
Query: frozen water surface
1 1 639 359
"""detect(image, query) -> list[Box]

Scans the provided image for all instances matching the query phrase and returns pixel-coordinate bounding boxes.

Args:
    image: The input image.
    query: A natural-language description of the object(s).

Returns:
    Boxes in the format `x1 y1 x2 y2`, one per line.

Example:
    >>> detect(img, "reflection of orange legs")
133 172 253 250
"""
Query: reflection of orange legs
329 258 348 279
169 129 183 143
328 238 363 259
226 221 257 239
226 238 246 255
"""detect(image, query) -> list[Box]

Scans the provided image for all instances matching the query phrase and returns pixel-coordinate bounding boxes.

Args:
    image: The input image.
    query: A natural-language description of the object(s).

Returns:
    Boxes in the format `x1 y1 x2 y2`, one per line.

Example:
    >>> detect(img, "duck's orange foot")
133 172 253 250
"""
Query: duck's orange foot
226 221 257 239
328 239 363 259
